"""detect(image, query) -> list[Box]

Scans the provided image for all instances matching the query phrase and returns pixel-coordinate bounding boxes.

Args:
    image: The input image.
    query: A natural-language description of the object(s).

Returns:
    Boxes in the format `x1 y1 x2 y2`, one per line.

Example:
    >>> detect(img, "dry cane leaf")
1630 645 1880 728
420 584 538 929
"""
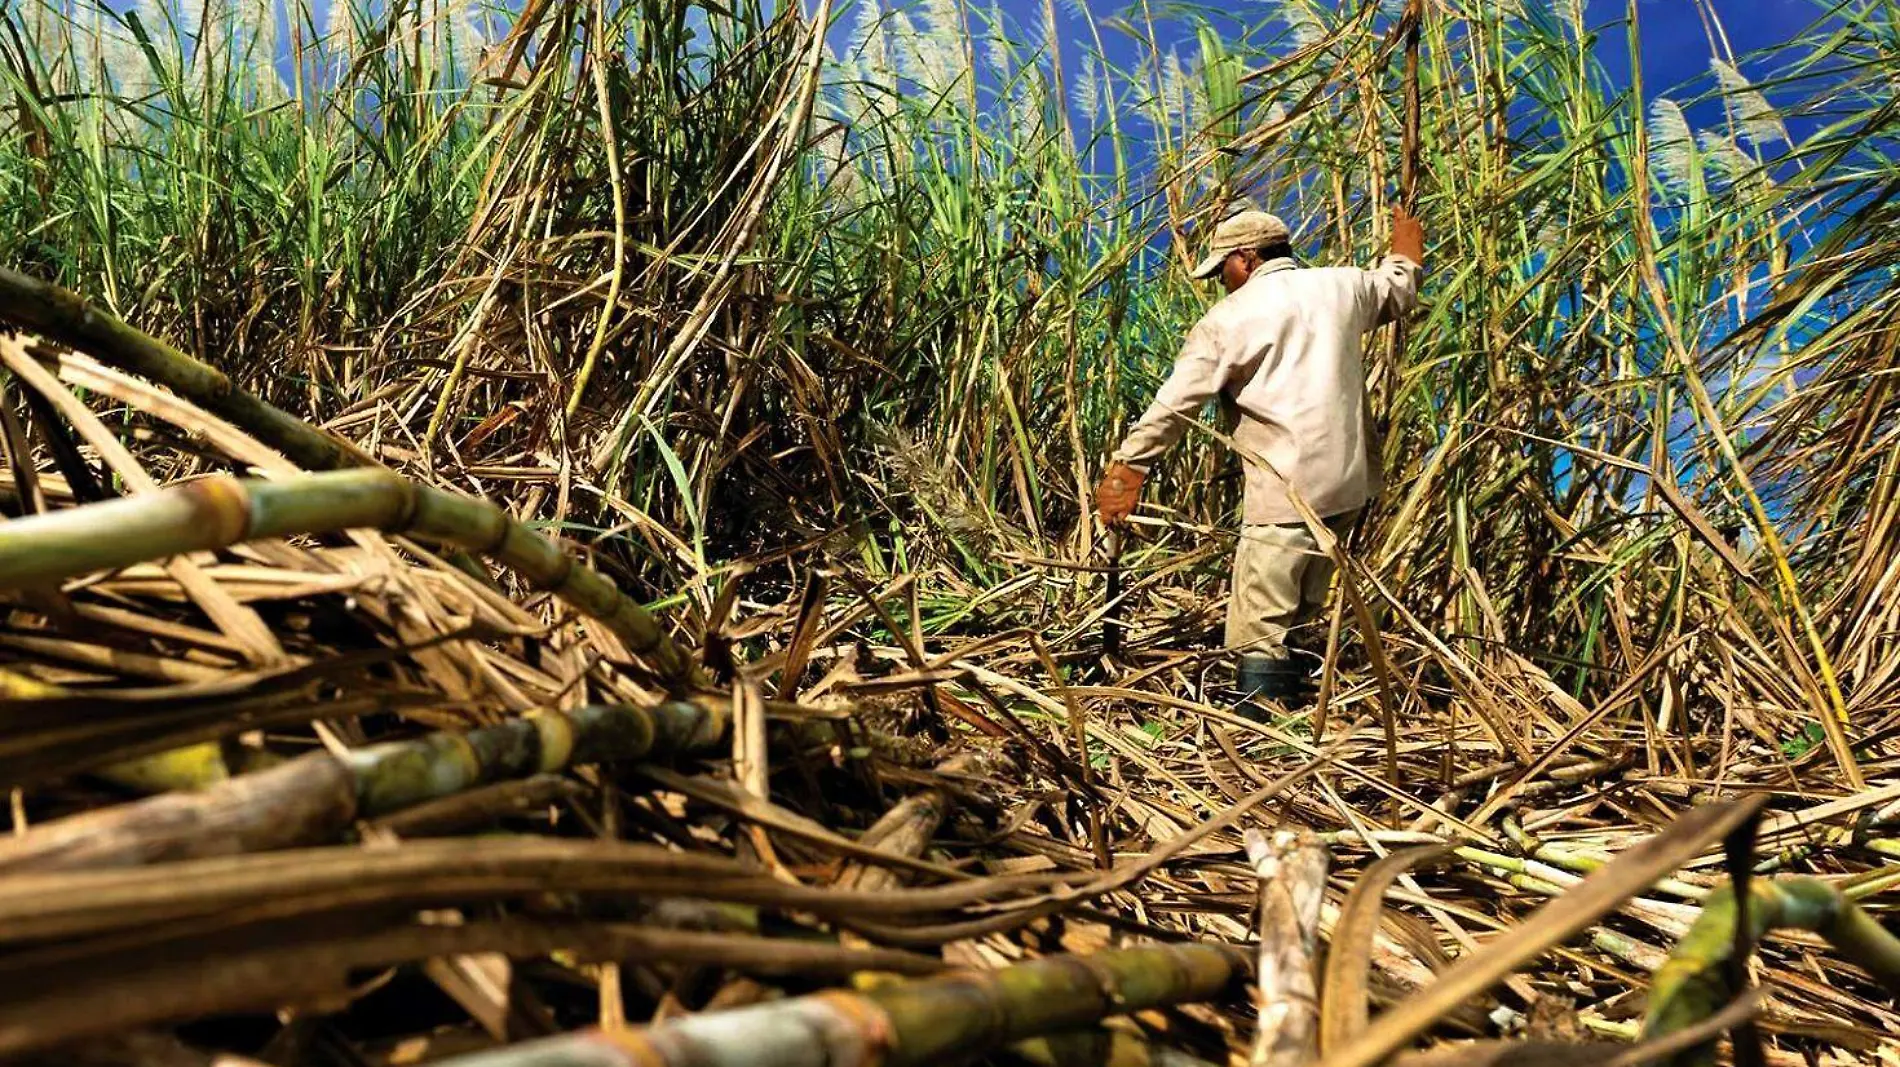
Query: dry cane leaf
1316 796 1769 1067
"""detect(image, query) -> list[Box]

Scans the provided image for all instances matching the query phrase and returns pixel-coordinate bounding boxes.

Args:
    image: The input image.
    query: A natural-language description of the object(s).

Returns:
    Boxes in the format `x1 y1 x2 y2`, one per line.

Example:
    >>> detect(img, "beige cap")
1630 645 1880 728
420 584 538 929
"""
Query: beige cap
1189 210 1292 279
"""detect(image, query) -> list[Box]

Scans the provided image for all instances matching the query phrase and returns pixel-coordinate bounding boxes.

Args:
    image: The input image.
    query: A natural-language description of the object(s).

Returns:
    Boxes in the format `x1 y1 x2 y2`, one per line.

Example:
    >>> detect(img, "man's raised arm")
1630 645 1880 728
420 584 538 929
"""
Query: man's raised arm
1363 206 1425 329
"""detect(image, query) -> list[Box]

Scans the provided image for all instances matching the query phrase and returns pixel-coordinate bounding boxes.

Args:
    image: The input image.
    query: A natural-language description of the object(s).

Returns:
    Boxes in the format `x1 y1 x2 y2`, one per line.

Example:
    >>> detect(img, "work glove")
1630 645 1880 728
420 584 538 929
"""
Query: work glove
1094 461 1145 526
1391 206 1424 266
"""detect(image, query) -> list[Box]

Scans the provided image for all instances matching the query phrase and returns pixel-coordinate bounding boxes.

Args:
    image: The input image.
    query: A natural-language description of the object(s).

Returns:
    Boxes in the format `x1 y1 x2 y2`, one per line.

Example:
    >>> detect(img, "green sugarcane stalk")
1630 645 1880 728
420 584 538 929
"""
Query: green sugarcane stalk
1641 876 1900 1066
0 700 725 872
1453 846 1707 910
1324 831 1709 903
421 942 1251 1067
0 267 641 618
0 267 366 474
0 468 697 688
347 701 725 816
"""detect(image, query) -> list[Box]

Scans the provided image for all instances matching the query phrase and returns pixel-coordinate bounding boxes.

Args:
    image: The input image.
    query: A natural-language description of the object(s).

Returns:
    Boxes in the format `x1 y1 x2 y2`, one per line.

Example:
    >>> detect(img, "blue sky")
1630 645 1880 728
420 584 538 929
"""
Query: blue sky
1589 0 1821 115
975 0 1824 128
281 0 1827 132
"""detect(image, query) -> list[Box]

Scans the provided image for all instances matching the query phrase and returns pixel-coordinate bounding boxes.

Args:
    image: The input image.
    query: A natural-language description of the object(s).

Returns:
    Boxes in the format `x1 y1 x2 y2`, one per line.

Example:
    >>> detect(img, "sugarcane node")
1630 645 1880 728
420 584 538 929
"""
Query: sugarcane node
177 474 254 546
348 731 484 816
809 990 899 1066
686 694 732 745
463 716 547 782
501 520 576 591
529 709 578 773
392 475 422 532
475 513 512 557
1070 951 1132 1009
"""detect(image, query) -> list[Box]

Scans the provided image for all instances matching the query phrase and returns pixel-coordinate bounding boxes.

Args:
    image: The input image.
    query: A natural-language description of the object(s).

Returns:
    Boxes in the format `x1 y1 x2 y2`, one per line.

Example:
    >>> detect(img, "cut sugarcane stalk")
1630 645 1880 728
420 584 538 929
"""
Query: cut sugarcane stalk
1246 827 1328 1067
0 468 696 687
0 267 367 475
0 700 725 872
417 941 1251 1067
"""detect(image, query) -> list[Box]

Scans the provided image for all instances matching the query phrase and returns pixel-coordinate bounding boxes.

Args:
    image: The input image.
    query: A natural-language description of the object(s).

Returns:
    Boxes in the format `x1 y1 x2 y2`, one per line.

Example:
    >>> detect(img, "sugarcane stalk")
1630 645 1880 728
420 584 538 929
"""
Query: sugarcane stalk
0 468 697 688
350 701 725 815
1322 830 1709 904
0 752 359 873
0 918 948 1058
1641 875 1900 1066
0 700 724 872
419 942 1251 1067
0 267 366 474
1246 828 1327 1067
368 774 587 838
836 751 991 893
89 743 231 793
0 279 687 682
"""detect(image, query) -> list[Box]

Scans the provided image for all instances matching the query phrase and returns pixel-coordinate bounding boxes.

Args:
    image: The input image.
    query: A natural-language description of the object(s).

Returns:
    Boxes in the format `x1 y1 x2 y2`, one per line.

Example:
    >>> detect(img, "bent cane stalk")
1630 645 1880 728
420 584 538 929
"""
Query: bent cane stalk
0 271 503 591
0 700 725 872
1641 876 1900 1067
0 468 697 688
421 942 1252 1067
0 268 366 473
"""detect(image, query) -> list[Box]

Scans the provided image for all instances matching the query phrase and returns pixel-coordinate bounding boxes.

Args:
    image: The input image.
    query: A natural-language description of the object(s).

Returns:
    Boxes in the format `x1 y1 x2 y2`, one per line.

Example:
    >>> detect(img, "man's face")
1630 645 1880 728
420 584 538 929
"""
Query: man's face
1220 249 1259 294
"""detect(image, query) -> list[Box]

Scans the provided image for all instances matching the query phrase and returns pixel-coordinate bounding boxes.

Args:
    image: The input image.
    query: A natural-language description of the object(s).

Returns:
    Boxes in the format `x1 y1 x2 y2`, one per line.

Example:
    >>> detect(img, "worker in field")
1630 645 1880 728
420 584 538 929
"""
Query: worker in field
1094 205 1424 707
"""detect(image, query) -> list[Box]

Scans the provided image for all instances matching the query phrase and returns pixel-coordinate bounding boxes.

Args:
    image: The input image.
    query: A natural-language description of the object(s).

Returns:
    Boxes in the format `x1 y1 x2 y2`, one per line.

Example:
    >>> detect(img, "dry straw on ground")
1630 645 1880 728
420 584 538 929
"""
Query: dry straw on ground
5 0 1900 1061
1 282 1898 1065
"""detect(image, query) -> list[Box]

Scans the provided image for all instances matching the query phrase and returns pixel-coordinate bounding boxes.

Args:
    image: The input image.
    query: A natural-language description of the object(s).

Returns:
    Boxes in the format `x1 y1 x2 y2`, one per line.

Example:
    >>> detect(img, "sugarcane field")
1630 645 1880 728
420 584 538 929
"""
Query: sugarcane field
4 0 1900 1063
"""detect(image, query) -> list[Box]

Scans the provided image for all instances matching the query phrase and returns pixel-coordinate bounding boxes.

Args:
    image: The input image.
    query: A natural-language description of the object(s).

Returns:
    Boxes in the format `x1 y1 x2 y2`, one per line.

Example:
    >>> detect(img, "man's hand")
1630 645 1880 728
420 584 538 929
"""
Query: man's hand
1095 461 1145 525
1391 206 1424 266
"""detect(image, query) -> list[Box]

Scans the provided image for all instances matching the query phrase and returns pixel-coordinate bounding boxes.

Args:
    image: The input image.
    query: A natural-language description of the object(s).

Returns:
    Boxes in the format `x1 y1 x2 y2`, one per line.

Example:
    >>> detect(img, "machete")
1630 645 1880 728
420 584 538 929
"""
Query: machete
1102 525 1125 662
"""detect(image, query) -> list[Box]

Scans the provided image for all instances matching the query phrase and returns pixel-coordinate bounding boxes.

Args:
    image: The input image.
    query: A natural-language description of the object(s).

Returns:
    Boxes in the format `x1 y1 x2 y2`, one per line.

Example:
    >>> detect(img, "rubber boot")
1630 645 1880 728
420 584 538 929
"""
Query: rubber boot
1232 653 1309 722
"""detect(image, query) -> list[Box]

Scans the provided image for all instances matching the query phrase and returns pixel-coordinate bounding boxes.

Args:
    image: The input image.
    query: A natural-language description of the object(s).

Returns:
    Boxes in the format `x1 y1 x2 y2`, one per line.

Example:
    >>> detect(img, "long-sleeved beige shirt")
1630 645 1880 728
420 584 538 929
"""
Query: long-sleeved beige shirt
1111 254 1422 525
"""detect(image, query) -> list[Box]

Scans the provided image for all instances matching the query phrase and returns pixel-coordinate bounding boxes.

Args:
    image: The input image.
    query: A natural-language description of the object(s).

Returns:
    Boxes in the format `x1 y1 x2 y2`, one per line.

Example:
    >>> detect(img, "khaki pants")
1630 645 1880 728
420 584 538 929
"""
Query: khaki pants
1225 511 1357 660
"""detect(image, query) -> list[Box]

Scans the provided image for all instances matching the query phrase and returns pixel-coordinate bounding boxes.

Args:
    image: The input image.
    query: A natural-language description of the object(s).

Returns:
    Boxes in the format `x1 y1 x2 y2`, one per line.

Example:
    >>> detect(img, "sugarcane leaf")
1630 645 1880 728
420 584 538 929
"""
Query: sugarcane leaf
641 414 705 569
1316 796 1768 1067
1319 844 1452 1053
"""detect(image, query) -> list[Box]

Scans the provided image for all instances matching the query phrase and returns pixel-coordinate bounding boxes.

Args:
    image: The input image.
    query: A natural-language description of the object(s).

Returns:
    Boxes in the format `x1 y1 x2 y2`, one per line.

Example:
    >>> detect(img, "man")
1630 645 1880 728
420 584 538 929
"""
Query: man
1094 206 1424 705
